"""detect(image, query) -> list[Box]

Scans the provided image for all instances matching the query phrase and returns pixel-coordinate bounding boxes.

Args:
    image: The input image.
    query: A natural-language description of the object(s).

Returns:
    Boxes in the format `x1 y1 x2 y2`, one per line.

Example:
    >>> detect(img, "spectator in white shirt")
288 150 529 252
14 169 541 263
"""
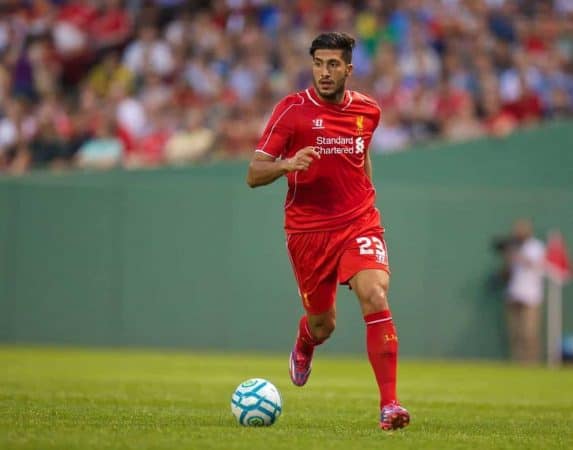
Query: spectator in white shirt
505 218 546 364
123 23 175 78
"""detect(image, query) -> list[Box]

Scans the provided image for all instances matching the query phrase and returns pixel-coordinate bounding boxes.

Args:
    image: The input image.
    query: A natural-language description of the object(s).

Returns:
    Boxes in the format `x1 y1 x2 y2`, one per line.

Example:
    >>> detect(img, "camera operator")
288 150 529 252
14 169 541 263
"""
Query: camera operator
494 219 545 364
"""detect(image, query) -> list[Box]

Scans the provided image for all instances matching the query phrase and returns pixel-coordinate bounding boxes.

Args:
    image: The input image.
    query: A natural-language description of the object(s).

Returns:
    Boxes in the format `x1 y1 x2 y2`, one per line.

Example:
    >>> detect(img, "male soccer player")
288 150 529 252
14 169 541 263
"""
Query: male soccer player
246 32 410 430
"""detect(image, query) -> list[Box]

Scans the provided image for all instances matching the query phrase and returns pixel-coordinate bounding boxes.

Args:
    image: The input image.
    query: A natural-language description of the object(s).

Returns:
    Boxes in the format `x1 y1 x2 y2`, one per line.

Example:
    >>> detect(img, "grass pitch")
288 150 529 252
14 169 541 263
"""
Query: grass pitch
1 346 572 450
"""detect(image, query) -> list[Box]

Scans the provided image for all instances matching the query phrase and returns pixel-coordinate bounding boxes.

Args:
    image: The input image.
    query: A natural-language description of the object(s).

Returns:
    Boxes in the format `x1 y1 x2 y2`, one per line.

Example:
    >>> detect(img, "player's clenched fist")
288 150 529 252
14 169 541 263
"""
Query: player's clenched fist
284 147 321 172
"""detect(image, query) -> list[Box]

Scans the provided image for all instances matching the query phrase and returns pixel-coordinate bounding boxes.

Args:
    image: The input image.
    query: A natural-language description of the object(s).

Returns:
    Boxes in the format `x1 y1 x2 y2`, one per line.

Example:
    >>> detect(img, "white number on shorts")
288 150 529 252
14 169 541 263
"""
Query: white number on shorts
357 237 374 254
356 236 386 263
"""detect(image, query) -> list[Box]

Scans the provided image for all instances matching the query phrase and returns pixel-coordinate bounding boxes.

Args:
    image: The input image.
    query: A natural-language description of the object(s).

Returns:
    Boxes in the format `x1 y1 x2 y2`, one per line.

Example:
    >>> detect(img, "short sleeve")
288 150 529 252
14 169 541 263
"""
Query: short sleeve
255 97 296 159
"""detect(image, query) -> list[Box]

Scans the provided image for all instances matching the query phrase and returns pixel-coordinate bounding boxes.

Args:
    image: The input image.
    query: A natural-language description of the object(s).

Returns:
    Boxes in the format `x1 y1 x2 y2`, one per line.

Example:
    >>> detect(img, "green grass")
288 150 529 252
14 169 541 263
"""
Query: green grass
1 346 572 450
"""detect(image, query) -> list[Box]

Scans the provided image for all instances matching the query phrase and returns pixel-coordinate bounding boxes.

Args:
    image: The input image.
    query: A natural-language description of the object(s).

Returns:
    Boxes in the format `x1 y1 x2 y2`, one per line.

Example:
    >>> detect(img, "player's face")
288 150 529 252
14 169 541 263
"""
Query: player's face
311 49 352 103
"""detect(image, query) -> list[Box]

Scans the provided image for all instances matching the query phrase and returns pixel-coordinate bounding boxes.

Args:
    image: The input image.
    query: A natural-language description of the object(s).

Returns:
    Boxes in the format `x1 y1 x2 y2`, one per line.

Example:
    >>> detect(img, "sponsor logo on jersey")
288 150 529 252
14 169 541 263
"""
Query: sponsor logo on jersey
314 135 365 155
312 118 324 129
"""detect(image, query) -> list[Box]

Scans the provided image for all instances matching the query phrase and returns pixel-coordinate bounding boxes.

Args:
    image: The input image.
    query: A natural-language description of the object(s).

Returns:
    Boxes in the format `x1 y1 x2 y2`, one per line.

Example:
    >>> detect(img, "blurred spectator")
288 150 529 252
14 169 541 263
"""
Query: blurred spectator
138 70 173 112
442 96 485 142
218 102 263 158
86 50 134 98
481 87 518 137
76 115 123 170
27 114 68 169
0 98 36 170
27 36 62 100
124 105 173 167
0 56 11 105
184 51 224 101
110 81 147 145
371 108 411 154
90 0 133 55
52 0 98 86
19 0 58 39
0 0 572 176
398 35 441 89
164 108 215 165
502 74 543 125
52 1 97 55
434 76 472 131
503 219 546 364
122 23 174 78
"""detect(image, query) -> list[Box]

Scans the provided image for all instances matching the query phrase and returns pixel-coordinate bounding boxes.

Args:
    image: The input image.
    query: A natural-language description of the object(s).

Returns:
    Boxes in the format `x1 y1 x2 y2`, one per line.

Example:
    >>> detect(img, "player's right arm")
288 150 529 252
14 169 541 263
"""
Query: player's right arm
246 147 320 188
247 95 320 188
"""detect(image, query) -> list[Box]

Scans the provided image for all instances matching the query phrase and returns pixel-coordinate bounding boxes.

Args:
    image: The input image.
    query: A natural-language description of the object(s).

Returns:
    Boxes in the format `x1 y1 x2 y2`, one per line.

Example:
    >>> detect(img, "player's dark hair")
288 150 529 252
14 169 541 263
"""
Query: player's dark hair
309 32 355 64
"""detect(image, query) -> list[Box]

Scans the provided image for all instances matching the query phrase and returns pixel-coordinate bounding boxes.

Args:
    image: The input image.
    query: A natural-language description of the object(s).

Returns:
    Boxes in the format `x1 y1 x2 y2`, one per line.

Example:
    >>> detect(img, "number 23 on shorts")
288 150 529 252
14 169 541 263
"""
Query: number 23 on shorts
356 236 387 264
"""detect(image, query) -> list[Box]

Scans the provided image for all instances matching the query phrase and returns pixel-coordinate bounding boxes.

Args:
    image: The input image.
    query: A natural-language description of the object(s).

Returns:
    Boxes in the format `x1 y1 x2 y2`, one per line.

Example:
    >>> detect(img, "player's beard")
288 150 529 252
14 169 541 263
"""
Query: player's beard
314 77 346 102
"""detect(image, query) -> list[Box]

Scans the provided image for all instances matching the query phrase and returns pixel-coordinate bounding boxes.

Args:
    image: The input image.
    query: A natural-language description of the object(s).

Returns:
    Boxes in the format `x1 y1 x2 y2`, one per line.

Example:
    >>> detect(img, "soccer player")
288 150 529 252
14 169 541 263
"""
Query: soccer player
246 32 410 430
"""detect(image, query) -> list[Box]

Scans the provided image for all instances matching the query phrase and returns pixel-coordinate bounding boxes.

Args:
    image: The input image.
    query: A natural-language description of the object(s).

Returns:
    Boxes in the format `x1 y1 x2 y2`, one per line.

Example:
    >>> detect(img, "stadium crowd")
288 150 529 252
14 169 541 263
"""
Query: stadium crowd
0 0 572 174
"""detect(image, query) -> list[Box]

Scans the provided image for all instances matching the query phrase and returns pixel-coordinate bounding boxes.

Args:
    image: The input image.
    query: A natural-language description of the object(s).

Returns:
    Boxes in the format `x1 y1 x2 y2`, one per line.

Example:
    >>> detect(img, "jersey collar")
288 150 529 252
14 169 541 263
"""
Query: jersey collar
306 87 353 110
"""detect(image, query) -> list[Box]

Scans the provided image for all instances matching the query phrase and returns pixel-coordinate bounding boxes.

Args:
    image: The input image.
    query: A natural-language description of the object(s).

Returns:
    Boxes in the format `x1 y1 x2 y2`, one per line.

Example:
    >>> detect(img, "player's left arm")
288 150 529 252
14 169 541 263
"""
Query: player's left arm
364 150 373 181
364 103 380 182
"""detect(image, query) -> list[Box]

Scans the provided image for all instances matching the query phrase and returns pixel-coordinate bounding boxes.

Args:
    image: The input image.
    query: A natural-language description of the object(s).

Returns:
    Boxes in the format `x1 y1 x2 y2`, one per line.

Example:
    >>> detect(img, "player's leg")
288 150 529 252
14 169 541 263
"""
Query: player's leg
287 232 339 387
296 305 336 353
338 220 409 430
349 269 396 405
349 268 409 430
290 306 336 386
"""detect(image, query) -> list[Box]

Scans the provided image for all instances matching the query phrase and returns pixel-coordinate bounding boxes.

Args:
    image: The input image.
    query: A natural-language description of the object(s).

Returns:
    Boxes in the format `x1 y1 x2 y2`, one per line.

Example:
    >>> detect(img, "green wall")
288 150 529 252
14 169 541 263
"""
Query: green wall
1 121 572 359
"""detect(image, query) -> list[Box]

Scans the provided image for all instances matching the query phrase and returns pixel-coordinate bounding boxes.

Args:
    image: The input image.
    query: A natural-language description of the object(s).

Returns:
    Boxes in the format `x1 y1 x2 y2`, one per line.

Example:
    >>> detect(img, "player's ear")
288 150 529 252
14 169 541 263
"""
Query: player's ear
346 64 353 76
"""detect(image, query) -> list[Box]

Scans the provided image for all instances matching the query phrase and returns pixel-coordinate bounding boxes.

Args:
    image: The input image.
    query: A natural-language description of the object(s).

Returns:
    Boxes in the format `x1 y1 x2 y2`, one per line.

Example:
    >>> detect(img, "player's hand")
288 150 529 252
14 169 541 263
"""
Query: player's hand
283 147 321 172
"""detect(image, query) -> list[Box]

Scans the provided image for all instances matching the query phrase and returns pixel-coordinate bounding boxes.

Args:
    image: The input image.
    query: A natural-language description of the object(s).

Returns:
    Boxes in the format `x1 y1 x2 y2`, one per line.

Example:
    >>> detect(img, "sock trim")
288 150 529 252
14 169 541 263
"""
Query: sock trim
365 317 392 326
363 309 392 325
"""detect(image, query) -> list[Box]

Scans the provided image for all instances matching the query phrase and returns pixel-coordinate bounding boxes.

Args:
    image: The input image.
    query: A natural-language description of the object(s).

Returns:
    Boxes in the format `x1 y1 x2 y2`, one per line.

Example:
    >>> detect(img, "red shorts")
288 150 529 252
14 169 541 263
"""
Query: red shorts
286 208 390 315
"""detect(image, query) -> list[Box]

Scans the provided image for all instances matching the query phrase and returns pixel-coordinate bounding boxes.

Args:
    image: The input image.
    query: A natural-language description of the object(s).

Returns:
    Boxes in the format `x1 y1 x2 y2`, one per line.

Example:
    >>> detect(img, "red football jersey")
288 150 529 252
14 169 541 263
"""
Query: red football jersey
255 87 381 232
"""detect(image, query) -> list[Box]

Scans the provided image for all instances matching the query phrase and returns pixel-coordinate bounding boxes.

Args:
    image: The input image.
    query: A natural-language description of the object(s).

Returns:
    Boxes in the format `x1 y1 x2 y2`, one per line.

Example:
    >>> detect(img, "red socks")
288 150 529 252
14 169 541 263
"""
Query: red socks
364 309 398 408
295 315 325 356
295 312 397 409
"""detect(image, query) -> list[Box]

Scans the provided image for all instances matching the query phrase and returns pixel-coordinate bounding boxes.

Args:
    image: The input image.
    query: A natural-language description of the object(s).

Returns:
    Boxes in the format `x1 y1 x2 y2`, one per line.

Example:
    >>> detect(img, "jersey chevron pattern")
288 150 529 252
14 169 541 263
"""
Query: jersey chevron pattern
255 87 381 232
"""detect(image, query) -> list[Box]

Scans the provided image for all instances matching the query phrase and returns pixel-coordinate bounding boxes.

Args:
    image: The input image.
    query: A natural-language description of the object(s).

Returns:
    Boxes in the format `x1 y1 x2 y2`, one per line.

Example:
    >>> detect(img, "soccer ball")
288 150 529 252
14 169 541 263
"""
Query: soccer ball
230 378 282 426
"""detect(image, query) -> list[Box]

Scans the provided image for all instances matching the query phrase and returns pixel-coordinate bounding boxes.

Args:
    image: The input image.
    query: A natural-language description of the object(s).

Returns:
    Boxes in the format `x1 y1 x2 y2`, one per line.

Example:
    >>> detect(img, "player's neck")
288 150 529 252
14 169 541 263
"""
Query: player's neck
313 87 348 105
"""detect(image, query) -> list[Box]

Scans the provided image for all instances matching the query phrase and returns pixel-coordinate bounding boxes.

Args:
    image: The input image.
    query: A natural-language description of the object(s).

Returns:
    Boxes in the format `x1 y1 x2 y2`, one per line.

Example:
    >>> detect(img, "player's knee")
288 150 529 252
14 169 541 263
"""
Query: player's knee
310 317 336 341
363 282 389 312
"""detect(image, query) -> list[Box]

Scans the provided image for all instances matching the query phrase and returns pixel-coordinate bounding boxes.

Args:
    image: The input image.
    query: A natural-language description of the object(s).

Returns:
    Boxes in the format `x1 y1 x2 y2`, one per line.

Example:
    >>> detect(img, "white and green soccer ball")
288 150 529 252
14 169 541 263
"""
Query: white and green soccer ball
230 378 282 426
